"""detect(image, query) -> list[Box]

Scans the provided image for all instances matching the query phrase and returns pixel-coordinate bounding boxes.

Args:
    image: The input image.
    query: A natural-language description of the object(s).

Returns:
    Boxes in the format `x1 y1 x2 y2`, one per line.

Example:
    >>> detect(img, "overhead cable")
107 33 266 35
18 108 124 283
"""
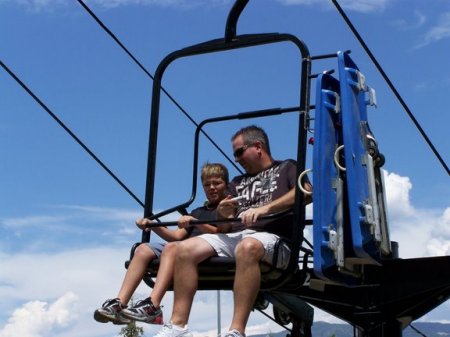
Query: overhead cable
1 60 145 209
77 0 242 174
331 0 449 176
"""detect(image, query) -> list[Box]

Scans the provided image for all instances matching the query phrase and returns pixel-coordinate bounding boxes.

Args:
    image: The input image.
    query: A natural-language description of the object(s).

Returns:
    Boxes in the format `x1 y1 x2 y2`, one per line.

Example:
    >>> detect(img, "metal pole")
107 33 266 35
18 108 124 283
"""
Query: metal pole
217 290 222 335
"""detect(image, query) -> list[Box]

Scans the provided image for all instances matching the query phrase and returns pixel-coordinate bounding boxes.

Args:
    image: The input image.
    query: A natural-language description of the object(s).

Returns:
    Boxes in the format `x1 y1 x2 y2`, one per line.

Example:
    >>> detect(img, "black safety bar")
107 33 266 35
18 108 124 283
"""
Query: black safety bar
146 209 294 228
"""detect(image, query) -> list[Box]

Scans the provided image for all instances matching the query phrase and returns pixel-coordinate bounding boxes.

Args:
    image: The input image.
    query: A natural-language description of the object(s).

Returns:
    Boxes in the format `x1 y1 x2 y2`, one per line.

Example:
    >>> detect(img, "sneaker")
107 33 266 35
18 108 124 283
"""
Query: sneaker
153 323 193 337
121 297 163 324
222 330 245 337
93 298 131 325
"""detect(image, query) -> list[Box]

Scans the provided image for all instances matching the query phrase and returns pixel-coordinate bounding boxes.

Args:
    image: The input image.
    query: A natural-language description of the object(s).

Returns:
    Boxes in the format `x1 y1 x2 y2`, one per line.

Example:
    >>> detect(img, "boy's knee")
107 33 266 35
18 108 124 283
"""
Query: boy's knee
134 244 155 260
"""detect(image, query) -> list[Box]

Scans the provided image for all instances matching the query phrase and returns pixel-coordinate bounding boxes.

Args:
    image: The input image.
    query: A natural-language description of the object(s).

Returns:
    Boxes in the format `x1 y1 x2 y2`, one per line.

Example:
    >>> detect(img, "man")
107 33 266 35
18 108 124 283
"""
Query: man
153 125 311 337
93 163 230 325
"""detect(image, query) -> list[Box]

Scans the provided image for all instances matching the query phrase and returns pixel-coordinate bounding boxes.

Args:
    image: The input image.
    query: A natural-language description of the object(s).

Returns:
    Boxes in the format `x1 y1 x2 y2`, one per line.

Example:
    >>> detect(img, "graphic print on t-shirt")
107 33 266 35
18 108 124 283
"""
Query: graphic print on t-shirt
235 163 282 211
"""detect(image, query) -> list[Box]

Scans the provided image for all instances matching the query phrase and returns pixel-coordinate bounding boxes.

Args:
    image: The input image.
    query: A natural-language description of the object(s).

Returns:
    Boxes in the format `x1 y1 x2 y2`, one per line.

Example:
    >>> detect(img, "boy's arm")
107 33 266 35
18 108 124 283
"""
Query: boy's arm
153 226 189 241
135 218 188 242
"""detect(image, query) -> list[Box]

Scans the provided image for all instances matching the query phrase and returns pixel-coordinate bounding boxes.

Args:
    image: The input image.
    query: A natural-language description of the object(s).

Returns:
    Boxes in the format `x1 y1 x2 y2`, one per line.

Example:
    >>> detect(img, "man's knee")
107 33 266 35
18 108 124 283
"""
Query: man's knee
176 238 214 264
161 242 178 258
176 240 197 263
235 238 264 262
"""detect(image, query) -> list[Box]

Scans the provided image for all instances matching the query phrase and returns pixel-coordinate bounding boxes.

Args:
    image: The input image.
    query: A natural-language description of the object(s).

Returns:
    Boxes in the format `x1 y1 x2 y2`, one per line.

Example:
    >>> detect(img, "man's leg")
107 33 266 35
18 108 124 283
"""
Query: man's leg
229 237 264 335
170 237 216 327
117 244 157 305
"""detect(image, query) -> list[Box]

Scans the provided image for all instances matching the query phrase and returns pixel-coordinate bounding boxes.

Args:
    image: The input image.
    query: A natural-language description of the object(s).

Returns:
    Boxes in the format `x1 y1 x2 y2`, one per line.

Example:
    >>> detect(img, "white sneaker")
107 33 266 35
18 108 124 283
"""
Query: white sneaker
154 323 193 337
222 330 245 337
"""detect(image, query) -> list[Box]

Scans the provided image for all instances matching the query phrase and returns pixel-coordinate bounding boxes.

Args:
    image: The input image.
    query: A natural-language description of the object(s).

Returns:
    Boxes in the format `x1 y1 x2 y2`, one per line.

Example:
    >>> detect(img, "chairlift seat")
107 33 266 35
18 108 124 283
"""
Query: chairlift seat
125 235 311 291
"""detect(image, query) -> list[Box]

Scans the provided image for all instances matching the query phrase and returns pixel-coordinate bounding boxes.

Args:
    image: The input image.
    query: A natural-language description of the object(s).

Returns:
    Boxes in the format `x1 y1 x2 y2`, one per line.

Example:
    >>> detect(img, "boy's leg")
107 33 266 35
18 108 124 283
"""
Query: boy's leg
94 243 158 324
117 244 157 305
121 242 177 324
150 241 179 307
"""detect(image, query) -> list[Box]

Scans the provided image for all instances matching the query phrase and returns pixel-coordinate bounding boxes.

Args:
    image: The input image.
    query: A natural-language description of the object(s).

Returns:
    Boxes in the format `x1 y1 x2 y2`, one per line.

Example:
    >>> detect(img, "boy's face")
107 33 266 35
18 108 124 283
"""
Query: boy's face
202 175 227 205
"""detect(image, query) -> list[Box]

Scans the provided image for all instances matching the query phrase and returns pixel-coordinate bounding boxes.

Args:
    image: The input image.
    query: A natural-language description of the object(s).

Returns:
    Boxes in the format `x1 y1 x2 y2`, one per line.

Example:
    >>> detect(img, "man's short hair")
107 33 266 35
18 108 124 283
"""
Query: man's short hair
201 162 229 185
231 125 271 156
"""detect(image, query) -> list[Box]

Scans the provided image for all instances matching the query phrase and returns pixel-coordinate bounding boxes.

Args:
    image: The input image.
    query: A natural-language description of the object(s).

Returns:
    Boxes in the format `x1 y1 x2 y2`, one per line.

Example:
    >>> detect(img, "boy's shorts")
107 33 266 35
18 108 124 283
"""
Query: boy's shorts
144 242 165 258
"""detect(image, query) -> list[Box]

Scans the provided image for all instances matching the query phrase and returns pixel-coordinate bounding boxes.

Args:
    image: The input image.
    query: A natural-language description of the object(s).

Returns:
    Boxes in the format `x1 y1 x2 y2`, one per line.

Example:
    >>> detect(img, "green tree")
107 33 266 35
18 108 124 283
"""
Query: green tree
119 321 144 337
119 298 144 337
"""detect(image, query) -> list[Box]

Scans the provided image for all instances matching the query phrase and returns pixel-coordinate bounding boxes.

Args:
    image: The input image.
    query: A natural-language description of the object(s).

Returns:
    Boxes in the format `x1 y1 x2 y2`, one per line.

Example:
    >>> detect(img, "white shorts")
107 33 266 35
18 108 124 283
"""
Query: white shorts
198 229 291 269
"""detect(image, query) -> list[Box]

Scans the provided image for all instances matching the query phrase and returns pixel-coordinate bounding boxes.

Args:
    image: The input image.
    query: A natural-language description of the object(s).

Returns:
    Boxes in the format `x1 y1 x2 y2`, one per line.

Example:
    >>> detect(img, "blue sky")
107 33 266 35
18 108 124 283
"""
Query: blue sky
1 0 449 336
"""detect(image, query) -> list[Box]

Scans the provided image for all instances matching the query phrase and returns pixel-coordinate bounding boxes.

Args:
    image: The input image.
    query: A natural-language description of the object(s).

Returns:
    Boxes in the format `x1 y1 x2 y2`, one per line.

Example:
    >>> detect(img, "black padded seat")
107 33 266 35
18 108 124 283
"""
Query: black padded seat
125 240 311 292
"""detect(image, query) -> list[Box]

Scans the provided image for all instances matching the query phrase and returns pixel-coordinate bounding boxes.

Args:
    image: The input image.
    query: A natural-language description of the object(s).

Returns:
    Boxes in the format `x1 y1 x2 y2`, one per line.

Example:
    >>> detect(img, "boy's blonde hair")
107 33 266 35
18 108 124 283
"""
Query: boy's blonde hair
200 162 229 185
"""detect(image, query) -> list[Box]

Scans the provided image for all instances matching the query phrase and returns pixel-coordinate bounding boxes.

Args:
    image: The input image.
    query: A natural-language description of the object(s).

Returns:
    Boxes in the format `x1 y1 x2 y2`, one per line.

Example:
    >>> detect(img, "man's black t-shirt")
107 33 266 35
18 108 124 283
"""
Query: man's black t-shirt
228 159 298 238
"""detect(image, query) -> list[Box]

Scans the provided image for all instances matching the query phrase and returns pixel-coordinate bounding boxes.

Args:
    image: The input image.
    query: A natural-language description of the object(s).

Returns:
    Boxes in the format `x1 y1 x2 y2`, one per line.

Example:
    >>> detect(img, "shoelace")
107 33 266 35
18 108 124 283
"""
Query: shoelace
155 324 173 337
134 298 152 307
133 297 163 311
221 330 245 337
102 298 127 310
102 298 118 307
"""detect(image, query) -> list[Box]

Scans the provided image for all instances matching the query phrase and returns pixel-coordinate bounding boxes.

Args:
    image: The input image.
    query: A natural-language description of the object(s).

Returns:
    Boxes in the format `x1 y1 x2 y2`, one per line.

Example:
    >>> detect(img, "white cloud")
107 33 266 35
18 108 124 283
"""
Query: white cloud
384 171 414 217
6 0 390 12
4 0 230 11
2 215 66 229
0 292 78 337
0 204 149 252
276 0 388 13
58 204 142 222
416 11 450 48
0 246 153 337
10 0 67 12
383 170 450 258
392 10 427 31
0 171 449 336
337 0 388 13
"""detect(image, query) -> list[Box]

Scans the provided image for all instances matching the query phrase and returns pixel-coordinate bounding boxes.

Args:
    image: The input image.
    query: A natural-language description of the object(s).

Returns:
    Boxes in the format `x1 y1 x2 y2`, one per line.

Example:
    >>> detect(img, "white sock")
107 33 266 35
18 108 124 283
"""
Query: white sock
171 323 188 331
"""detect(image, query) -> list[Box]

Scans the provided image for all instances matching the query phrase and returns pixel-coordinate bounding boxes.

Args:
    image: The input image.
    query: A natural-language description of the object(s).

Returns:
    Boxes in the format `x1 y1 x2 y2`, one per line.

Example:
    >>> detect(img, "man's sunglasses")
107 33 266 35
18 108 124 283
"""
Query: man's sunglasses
233 143 255 158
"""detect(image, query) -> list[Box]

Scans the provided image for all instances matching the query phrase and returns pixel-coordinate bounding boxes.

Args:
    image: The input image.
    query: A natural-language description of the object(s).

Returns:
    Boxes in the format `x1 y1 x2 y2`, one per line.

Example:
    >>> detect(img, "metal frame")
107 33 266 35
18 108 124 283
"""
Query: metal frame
143 32 311 225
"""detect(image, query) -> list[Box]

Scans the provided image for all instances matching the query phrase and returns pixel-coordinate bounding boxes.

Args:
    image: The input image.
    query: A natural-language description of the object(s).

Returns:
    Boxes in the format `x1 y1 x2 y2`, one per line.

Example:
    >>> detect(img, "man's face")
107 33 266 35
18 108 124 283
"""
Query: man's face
232 135 259 174
202 175 227 205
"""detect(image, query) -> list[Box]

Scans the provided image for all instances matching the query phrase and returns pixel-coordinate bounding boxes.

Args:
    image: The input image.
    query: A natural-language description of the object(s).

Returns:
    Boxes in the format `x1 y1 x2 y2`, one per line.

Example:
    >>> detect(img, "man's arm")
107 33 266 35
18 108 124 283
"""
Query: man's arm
239 187 295 225
194 223 232 234
239 181 312 225
216 195 239 219
179 214 232 234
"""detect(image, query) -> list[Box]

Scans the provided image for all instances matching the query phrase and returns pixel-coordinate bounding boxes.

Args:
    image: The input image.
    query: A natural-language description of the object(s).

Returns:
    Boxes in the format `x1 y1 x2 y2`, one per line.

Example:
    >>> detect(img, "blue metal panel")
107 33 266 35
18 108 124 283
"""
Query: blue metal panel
313 73 347 281
337 51 379 263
